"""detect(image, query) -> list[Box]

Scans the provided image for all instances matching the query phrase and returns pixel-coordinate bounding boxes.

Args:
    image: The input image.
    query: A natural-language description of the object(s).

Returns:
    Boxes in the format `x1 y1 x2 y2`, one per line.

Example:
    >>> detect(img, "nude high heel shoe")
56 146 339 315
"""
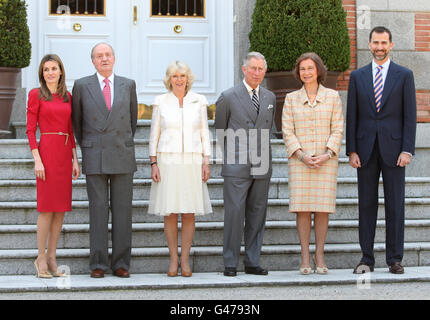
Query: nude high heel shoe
167 269 179 277
34 260 53 279
299 267 312 275
180 262 192 277
181 269 192 277
167 262 179 277
313 255 329 275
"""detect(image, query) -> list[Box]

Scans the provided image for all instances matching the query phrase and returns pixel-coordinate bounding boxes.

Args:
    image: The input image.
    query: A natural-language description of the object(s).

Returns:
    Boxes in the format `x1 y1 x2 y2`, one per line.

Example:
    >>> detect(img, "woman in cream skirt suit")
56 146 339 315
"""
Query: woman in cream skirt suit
282 52 344 275
148 61 212 277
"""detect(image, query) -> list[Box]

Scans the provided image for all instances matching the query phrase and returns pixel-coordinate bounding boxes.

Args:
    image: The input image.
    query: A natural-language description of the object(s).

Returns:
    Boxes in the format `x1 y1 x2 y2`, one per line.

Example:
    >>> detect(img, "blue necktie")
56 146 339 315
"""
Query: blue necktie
374 65 383 112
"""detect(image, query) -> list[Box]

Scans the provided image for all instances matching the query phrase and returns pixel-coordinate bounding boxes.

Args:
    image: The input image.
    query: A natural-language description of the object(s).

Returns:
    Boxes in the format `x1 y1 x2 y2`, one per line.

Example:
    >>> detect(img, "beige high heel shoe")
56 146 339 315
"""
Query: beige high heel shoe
299 266 312 275
313 255 329 275
34 260 53 279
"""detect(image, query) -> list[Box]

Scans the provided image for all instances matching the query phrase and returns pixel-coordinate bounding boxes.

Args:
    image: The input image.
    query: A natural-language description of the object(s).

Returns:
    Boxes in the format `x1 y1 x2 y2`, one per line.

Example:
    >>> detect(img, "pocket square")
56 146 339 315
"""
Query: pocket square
268 104 274 110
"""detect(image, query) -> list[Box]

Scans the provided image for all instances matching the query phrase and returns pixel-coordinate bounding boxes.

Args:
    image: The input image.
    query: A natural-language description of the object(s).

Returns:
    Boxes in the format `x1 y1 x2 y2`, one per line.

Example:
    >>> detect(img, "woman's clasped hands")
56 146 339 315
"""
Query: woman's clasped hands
298 151 331 169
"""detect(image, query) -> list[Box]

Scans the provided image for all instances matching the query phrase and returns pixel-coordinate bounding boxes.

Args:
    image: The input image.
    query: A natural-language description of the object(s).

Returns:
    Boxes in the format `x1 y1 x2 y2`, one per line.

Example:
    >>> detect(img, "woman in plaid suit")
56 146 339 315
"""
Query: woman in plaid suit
282 52 344 275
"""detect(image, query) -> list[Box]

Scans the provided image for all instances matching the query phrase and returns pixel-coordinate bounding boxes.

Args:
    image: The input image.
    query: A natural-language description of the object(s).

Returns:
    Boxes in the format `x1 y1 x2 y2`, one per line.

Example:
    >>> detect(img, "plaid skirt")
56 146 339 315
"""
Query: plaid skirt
288 156 339 213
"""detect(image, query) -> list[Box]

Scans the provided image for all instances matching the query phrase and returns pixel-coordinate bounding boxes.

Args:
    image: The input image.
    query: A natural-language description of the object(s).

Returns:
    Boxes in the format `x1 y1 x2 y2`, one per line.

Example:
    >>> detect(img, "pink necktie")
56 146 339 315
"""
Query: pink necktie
103 78 111 111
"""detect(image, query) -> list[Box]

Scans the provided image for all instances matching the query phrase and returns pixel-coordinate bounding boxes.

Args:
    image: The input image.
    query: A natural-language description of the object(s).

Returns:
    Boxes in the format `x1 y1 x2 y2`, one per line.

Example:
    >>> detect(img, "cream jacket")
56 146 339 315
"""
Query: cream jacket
149 91 211 157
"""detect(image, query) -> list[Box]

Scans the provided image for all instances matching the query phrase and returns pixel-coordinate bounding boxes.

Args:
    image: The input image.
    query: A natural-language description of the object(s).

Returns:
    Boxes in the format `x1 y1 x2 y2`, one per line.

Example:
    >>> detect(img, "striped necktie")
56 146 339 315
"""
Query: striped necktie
252 89 260 114
374 65 383 112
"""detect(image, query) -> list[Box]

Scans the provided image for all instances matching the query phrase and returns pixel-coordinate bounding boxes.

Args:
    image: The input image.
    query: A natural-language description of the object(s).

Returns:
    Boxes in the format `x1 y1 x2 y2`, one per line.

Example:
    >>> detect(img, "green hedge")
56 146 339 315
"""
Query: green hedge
249 0 351 72
0 0 31 68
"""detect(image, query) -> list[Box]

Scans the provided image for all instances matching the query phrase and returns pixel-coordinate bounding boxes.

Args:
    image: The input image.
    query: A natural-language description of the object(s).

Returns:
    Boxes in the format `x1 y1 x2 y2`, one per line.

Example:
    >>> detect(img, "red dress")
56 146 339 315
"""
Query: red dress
26 89 76 213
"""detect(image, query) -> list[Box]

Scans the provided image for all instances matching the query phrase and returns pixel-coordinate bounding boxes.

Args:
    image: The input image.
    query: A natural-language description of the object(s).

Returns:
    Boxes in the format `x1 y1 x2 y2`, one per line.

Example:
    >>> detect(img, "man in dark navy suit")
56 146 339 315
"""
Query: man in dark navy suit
346 26 416 274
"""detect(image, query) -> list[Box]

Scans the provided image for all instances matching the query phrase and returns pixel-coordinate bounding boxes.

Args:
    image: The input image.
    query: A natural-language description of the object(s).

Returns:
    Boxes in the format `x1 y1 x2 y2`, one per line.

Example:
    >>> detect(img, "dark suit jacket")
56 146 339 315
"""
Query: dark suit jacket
215 82 276 179
346 61 416 167
71 73 138 175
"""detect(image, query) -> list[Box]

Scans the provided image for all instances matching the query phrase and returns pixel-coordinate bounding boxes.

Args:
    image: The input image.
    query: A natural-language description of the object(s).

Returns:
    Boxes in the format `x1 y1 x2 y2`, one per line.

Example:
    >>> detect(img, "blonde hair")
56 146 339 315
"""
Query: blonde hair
163 61 195 93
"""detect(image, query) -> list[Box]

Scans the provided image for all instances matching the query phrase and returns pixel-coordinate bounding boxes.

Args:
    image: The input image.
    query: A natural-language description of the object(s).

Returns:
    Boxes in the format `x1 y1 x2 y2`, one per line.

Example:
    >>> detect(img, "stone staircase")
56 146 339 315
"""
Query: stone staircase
0 120 429 275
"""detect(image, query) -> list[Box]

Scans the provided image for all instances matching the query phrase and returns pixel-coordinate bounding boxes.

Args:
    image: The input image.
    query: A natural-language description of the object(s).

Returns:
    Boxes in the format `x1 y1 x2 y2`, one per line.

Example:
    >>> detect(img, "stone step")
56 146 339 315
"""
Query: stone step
10 121 430 148
1 198 430 225
0 157 379 180
11 120 205 140
2 146 429 178
0 242 428 275
0 130 13 139
1 177 429 202
3 137 430 163
3 267 430 293
1 138 290 159
0 219 429 250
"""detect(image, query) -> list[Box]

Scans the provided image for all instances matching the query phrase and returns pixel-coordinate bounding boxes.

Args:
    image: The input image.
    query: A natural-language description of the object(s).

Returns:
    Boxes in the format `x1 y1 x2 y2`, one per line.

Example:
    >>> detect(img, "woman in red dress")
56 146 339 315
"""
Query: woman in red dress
26 54 80 278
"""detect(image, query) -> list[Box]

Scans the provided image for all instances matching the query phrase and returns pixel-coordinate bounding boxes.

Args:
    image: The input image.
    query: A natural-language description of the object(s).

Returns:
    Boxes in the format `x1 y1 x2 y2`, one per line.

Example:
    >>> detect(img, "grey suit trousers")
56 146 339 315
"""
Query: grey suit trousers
223 176 270 268
86 173 133 271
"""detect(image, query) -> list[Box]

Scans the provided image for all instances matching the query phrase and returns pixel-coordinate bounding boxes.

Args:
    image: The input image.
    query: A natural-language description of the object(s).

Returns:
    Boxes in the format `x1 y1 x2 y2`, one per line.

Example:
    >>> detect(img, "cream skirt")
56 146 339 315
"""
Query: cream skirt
148 152 213 216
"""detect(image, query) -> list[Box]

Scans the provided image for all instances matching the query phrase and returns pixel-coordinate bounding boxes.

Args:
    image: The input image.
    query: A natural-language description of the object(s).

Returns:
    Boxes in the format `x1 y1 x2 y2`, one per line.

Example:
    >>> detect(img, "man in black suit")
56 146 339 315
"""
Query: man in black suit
346 26 416 274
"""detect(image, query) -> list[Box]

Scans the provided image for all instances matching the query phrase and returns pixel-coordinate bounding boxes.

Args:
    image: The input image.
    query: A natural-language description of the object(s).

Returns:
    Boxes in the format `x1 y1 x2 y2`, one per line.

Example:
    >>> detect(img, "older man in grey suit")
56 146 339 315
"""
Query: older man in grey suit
72 43 137 278
215 52 276 276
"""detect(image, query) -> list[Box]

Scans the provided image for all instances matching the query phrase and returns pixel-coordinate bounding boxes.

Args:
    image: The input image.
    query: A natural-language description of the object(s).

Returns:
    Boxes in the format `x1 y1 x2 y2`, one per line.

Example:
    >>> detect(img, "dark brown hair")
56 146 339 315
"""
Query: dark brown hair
294 52 327 84
369 26 392 43
38 54 69 102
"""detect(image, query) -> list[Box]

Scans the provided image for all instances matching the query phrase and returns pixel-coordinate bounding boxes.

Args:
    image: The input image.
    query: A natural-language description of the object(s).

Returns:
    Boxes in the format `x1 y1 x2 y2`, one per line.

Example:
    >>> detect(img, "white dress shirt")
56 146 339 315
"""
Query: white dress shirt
243 79 260 100
372 58 390 87
96 72 114 107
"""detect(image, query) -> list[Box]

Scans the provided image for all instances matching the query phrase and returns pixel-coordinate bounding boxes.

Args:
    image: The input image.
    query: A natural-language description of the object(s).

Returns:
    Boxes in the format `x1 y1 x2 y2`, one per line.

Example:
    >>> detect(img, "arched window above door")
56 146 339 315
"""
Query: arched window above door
151 0 205 17
49 0 105 16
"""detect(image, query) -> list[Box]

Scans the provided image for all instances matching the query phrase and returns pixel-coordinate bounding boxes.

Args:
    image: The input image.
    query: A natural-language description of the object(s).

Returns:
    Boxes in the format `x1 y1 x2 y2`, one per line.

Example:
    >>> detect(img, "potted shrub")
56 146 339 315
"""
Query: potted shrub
0 0 31 132
249 0 351 136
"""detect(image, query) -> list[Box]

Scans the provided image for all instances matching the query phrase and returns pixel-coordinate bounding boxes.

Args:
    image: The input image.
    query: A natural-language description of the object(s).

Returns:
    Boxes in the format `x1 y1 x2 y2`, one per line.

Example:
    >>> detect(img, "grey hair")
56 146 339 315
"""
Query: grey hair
163 60 195 93
91 42 115 60
243 52 267 69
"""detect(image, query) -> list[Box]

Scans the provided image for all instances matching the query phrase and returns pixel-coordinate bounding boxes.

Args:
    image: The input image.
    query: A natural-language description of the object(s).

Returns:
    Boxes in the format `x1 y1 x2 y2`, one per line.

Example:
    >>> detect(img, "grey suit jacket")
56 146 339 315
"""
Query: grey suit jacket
72 73 138 175
215 82 276 179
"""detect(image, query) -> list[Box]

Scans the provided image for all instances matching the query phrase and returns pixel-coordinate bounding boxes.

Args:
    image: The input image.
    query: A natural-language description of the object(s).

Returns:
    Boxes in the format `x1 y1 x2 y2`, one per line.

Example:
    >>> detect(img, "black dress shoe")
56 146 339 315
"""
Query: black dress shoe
389 262 404 274
244 266 269 275
223 268 237 277
353 262 374 274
